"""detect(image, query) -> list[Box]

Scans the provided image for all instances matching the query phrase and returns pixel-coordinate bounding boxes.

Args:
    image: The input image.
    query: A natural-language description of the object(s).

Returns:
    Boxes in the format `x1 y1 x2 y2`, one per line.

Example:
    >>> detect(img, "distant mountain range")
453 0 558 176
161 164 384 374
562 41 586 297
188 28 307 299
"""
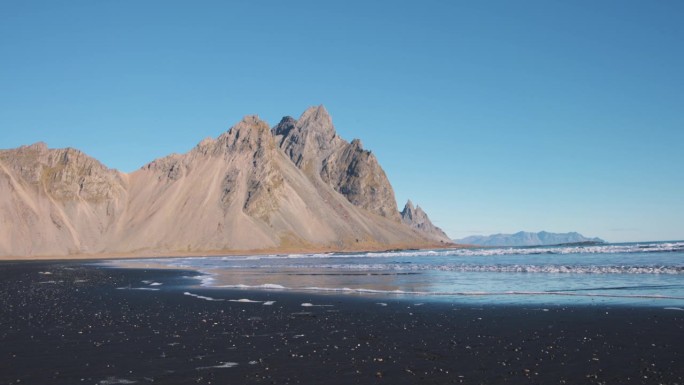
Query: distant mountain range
456 231 605 247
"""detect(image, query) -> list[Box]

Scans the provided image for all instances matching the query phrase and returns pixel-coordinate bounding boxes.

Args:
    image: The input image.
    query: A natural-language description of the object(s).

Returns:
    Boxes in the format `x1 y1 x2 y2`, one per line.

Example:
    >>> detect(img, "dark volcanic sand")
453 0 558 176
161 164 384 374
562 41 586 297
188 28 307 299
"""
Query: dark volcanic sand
1 262 682 385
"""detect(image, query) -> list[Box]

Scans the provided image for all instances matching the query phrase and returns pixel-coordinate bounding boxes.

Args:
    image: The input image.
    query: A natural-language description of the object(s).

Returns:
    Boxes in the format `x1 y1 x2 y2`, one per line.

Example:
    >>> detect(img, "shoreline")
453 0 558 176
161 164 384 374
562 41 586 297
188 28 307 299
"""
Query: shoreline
0 242 467 262
1 261 683 384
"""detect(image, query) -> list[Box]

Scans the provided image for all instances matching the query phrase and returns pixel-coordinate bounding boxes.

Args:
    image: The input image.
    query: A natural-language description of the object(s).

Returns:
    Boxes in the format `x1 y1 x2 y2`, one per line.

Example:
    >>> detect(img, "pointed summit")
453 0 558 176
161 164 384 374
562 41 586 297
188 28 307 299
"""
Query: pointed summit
216 115 275 153
298 105 333 132
401 200 416 221
401 200 451 243
274 106 400 220
272 106 340 169
295 105 339 162
231 115 271 137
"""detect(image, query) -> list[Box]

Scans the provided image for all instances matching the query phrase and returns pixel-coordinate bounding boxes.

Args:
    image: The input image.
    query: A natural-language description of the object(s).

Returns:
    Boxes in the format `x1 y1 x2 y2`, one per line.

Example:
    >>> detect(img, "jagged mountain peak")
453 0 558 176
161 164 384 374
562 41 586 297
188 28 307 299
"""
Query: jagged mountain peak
7 142 78 163
401 200 451 243
272 116 297 138
349 138 364 149
213 115 275 153
146 115 278 181
296 105 340 162
223 114 270 138
235 114 268 130
403 199 415 212
1 142 125 193
298 105 333 132
274 107 400 221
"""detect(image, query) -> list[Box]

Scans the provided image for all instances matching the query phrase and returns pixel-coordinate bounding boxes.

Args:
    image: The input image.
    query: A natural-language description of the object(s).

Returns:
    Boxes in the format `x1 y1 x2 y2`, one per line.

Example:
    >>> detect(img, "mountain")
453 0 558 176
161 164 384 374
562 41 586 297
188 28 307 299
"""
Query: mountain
0 143 128 256
0 106 450 258
400 200 451 243
272 106 399 220
456 231 605 247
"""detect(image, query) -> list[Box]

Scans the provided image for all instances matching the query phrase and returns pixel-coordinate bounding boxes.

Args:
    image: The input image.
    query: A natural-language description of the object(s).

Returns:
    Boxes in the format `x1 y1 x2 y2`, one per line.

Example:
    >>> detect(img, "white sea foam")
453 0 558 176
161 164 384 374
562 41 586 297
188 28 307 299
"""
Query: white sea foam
152 247 682 278
263 301 276 306
183 292 222 301
260 283 286 289
196 362 238 370
116 287 160 291
245 263 683 275
214 283 287 289
229 299 262 303
360 242 684 258
301 303 333 307
98 378 137 385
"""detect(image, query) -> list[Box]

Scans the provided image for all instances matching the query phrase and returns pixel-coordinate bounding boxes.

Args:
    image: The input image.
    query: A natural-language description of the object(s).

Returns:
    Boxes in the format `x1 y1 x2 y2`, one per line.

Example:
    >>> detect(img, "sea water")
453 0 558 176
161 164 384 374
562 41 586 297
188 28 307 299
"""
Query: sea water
106 241 684 307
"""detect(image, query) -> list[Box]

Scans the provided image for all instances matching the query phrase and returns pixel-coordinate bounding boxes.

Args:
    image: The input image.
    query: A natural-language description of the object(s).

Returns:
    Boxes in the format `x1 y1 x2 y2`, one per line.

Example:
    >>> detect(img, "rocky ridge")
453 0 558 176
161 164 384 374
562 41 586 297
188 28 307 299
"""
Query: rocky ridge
0 106 451 258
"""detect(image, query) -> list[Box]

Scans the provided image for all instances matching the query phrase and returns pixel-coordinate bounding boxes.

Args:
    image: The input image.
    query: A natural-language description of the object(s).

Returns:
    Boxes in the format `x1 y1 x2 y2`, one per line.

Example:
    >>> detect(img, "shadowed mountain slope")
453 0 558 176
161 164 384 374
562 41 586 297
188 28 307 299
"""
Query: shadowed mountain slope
273 106 400 220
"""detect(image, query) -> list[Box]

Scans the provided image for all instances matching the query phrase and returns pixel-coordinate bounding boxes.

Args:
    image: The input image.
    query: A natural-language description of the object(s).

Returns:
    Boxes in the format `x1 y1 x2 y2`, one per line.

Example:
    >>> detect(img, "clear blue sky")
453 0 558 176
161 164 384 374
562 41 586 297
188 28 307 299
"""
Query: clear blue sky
2 1 682 242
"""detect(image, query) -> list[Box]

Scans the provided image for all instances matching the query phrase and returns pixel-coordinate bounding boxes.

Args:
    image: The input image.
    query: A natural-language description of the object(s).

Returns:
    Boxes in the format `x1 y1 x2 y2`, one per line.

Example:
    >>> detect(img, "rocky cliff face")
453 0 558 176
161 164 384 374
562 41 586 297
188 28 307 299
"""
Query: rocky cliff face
0 107 449 258
273 106 400 220
0 142 128 256
400 200 451 243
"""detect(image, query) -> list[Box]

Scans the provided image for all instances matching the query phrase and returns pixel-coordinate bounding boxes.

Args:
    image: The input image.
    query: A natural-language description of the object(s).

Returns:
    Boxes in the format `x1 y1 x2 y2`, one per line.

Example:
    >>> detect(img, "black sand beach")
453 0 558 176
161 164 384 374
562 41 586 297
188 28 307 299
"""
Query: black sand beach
1 261 682 385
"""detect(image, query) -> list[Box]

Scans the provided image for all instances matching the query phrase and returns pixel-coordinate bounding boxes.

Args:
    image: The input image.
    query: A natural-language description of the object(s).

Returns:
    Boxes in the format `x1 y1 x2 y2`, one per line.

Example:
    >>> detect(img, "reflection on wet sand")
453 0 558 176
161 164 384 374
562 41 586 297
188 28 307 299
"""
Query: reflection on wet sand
206 268 432 294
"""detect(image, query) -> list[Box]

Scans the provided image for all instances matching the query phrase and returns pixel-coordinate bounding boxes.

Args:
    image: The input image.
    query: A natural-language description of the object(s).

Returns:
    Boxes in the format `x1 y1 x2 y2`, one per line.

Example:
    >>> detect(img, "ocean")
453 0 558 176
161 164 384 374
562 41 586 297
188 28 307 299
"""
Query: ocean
106 241 684 307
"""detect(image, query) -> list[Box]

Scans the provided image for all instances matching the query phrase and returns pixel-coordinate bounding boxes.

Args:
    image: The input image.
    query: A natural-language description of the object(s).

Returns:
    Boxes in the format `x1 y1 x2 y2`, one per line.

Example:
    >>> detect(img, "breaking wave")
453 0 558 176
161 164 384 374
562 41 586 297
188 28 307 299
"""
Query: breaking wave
181 241 684 261
245 263 683 275
109 242 683 267
358 242 684 259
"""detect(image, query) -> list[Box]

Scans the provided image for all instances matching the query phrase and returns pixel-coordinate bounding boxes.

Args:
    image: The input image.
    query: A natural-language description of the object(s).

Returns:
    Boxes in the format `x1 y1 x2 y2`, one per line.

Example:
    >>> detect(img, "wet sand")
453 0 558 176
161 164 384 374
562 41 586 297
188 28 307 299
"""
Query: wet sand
1 261 682 384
